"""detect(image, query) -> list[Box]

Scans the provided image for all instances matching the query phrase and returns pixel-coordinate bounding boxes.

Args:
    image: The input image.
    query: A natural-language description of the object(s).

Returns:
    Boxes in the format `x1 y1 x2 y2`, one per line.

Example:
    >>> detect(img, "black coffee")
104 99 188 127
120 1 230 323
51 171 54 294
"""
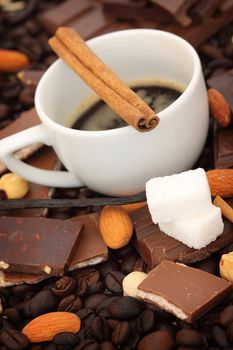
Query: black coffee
71 84 182 131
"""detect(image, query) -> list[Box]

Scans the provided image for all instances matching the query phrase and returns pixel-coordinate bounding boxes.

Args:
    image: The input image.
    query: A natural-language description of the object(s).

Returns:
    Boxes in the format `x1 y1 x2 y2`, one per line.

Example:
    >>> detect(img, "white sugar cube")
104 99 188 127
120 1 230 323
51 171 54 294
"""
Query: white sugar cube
159 205 224 249
146 168 212 224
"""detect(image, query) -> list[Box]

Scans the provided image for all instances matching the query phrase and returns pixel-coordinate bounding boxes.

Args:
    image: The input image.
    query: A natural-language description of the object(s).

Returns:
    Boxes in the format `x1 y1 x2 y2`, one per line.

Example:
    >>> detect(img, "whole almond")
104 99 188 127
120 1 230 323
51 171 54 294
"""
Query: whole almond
206 169 233 197
99 206 133 249
208 88 231 127
22 312 81 342
0 49 29 72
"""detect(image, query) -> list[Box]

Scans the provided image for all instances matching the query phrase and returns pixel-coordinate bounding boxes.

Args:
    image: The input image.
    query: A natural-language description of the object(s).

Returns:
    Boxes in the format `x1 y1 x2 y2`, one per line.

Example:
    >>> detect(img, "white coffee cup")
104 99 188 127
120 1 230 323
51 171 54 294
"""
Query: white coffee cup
0 29 209 196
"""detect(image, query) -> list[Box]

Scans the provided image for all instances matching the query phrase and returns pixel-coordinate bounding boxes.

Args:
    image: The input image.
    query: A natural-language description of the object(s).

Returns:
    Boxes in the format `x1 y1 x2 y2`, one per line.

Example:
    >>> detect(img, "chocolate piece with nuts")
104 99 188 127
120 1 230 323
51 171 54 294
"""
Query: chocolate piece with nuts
0 216 83 275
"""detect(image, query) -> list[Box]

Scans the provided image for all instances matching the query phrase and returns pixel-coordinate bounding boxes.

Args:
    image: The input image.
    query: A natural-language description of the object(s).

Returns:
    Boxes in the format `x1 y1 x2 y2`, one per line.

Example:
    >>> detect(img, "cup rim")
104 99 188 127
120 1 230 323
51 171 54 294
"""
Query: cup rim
35 28 202 137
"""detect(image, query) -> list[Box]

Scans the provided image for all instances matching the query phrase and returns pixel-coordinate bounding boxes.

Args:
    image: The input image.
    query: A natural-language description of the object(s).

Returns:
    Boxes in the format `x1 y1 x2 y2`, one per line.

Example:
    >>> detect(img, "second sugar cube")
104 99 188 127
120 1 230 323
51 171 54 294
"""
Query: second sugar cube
146 168 213 223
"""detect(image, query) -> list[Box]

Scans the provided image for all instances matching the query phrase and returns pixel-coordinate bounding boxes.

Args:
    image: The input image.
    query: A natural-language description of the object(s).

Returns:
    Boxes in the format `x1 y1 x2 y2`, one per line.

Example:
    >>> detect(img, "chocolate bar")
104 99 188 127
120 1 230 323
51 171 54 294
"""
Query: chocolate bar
214 127 233 169
131 205 233 268
69 213 108 270
0 108 41 174
0 271 49 287
40 0 114 39
137 260 232 323
208 69 233 112
0 217 83 276
39 0 95 34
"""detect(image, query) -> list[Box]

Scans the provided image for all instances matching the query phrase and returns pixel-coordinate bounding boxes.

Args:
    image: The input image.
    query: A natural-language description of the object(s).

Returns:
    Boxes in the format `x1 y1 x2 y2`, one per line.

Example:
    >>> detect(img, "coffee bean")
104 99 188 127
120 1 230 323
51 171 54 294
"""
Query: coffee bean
84 294 108 310
11 284 38 299
219 305 233 328
122 331 140 350
76 308 96 328
176 347 199 350
4 308 21 324
91 316 110 342
1 330 29 350
52 276 76 297
115 244 134 258
18 290 57 318
138 330 175 350
156 321 178 338
86 281 105 296
136 309 155 334
226 321 233 343
133 258 148 273
105 271 125 295
100 341 116 350
211 325 230 347
42 343 57 350
107 319 119 330
109 297 143 320
120 252 139 274
57 295 82 312
53 332 79 350
99 259 120 277
176 329 205 347
5 0 39 25
97 297 119 318
74 269 101 297
74 339 99 350
112 322 130 345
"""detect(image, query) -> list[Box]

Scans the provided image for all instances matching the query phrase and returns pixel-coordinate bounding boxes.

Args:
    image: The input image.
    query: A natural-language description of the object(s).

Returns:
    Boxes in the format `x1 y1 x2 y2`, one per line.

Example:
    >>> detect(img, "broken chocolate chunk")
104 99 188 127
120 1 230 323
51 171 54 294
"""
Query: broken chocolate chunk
69 213 108 270
131 205 233 268
0 217 83 276
138 260 232 322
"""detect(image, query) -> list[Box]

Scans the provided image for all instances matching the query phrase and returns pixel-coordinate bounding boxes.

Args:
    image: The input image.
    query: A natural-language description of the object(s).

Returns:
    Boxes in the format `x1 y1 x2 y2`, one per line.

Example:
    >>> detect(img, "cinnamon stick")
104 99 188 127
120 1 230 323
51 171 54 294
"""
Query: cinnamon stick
213 195 233 223
49 27 159 132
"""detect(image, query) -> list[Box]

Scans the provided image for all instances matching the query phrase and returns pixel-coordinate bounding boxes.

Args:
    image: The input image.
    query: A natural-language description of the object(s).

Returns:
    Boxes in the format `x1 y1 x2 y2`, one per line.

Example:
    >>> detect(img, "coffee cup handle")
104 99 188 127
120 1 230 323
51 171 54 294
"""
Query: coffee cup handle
0 125 83 187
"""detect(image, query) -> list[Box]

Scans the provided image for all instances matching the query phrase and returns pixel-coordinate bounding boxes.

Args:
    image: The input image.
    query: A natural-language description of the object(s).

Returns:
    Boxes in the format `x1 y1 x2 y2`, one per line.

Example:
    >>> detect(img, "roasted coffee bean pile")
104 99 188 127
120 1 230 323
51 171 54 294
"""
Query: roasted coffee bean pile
1 245 233 349
1 0 233 349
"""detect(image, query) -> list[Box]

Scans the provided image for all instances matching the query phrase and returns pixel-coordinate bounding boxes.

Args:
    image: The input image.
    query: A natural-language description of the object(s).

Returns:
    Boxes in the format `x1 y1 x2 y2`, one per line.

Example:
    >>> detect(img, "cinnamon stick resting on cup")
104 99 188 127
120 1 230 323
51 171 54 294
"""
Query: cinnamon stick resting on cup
49 27 159 132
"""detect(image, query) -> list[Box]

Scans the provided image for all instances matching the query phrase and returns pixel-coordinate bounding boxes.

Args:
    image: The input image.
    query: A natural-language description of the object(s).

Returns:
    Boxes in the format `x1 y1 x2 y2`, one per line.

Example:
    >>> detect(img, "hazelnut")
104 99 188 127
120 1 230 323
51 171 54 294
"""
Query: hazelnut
0 173 29 199
220 252 233 283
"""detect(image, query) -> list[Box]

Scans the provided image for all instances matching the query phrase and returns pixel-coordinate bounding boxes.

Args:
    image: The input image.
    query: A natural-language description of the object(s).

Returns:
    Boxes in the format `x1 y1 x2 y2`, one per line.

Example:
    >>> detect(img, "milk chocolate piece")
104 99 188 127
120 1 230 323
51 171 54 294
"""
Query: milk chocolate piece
103 0 163 22
214 128 233 169
69 213 108 270
138 260 232 323
151 0 195 26
0 108 41 174
208 69 233 112
0 271 49 287
0 217 83 276
131 206 233 268
39 0 94 34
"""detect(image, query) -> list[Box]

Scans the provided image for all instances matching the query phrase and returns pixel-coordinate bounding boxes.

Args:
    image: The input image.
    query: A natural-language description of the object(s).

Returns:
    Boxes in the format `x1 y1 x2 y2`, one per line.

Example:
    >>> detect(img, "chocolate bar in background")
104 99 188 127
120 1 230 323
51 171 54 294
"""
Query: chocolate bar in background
17 70 44 88
38 0 233 48
0 108 42 175
39 0 116 39
0 217 83 276
69 213 108 270
131 205 233 269
6 146 60 218
137 260 232 323
0 271 49 287
208 69 233 113
214 127 233 169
